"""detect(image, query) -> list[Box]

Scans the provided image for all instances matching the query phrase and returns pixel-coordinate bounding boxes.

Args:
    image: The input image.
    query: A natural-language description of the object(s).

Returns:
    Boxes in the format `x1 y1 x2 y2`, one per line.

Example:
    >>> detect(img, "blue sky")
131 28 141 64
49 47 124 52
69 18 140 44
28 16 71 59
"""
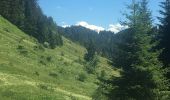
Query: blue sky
38 0 162 32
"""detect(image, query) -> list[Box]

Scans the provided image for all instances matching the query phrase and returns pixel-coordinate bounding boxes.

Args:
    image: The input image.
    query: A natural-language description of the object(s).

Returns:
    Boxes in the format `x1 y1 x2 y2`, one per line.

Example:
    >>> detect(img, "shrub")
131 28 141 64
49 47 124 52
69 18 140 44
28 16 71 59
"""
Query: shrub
92 86 109 100
98 70 107 81
59 68 66 74
75 50 78 53
63 61 69 66
3 28 10 32
69 41 72 44
40 55 45 59
38 44 45 51
74 56 84 64
8 62 13 66
38 84 54 92
34 44 45 51
61 52 64 56
84 56 99 74
59 57 64 61
70 95 77 100
17 45 24 50
17 45 28 56
33 46 38 50
34 71 39 76
77 72 87 82
20 50 28 55
46 56 52 62
18 37 25 43
39 60 46 65
43 42 50 48
49 72 58 78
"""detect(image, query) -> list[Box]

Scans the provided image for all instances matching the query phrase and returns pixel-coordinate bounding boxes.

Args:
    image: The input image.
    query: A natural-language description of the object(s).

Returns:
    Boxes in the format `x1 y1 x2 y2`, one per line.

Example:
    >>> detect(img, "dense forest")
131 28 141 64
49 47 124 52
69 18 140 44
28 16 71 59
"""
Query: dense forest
0 0 63 49
58 26 115 58
0 0 170 100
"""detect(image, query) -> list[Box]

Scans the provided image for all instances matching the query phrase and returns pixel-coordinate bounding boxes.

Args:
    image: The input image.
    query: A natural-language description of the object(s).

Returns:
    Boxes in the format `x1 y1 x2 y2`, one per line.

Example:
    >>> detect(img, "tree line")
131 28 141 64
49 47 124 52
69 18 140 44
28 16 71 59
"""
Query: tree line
58 25 115 58
0 0 63 48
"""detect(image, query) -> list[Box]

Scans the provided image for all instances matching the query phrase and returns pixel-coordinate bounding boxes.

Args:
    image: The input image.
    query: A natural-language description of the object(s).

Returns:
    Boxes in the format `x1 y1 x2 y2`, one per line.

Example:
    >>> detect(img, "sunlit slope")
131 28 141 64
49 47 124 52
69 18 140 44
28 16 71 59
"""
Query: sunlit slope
0 16 118 100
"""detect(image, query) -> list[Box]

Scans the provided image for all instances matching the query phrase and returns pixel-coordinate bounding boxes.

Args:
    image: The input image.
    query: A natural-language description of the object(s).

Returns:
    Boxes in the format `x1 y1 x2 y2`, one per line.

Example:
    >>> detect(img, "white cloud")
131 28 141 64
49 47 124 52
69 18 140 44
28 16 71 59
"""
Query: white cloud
61 22 70 28
76 21 105 33
108 23 128 33
62 25 70 28
61 21 128 33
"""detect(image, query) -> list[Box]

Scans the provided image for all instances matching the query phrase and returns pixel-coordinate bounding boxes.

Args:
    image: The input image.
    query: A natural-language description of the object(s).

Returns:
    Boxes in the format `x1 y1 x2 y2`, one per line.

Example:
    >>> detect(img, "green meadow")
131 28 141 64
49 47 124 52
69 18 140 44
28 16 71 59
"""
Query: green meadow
0 16 118 100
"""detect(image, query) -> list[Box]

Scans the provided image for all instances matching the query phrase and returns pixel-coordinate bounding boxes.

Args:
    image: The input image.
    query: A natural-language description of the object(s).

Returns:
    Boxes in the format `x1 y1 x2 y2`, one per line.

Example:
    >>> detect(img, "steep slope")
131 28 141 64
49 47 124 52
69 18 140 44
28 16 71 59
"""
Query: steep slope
0 16 119 100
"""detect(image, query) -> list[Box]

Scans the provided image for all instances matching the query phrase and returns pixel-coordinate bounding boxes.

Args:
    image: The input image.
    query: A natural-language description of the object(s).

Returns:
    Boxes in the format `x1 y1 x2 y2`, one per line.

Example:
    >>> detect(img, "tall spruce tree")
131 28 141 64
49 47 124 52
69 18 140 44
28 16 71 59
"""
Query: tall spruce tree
108 0 170 99
84 40 96 62
158 0 170 79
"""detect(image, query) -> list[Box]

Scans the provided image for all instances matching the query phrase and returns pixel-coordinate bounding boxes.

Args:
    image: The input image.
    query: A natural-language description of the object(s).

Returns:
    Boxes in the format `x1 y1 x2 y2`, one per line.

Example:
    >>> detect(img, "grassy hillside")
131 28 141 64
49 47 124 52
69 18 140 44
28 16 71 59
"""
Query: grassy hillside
0 16 119 100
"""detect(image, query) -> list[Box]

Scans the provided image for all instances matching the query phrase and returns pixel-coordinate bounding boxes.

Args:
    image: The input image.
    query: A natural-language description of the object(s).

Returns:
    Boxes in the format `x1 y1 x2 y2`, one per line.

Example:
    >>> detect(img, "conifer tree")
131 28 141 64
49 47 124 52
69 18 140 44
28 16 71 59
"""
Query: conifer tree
108 0 170 99
158 0 170 79
84 41 96 62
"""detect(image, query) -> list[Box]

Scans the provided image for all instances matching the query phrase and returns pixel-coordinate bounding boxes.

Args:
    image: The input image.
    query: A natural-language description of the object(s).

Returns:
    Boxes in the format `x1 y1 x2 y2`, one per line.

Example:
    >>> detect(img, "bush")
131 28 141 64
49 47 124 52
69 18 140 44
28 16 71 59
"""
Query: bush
39 60 46 65
59 57 64 61
3 28 10 32
98 70 107 81
61 52 64 56
75 50 78 53
77 72 87 82
49 72 58 78
38 44 45 51
59 68 66 74
20 50 28 55
69 95 77 100
92 86 109 100
46 56 52 62
74 56 84 64
69 41 72 44
33 44 45 51
38 84 54 91
17 45 24 50
43 42 50 48
18 37 25 43
34 71 39 76
84 56 98 74
17 45 28 56
63 61 69 66
40 55 45 59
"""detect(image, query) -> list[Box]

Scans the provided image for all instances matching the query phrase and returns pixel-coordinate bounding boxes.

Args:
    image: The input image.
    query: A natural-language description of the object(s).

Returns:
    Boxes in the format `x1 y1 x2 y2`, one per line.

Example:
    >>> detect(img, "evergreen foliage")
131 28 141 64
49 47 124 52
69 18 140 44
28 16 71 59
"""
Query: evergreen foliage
98 0 170 99
84 41 96 62
0 0 170 99
84 55 98 74
158 0 170 79
0 0 63 48
58 26 115 58
83 41 99 74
